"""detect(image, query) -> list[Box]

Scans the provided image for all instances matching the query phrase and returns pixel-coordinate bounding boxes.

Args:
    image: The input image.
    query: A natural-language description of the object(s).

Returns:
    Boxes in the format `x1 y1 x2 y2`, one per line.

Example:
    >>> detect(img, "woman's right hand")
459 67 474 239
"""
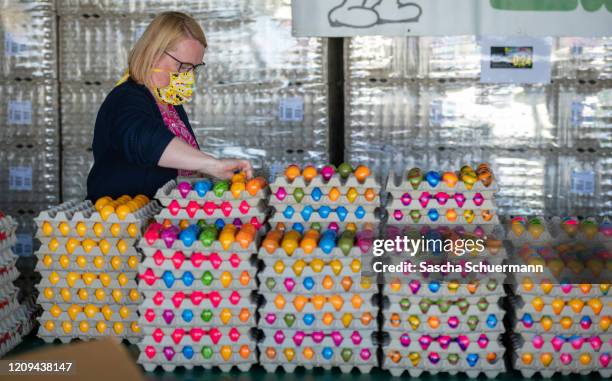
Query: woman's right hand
204 158 254 180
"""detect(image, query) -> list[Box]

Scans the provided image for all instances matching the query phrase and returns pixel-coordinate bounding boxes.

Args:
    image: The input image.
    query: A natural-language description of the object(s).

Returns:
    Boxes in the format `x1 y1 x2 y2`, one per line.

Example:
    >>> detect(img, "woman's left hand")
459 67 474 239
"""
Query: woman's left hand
205 158 254 180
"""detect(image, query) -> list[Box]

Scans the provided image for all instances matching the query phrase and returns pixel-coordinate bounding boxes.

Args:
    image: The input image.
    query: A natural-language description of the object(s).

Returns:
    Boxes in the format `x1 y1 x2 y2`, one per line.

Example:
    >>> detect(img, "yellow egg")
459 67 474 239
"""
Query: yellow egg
119 306 130 319
82 239 97 253
58 222 71 236
79 321 90 333
65 238 80 254
48 238 60 252
96 321 107 333
109 224 121 238
101 306 113 320
127 224 139 238
127 256 138 269
117 273 128 286
62 321 73 333
75 256 87 269
49 271 60 285
43 287 54 299
82 273 96 286
58 255 70 269
99 273 111 287
99 239 111 255
129 289 140 302
113 322 124 335
93 256 104 269
42 255 53 268
115 205 131 221
579 353 591 365
84 305 99 318
67 305 81 320
111 289 123 303
57 289 70 303
93 223 105 237
66 272 80 287
75 222 87 237
41 221 54 236
220 346 232 361
44 320 55 332
77 289 88 301
50 305 62 318
100 205 115 221
95 196 112 212
110 256 122 270
95 289 106 301
131 322 140 333
116 239 128 254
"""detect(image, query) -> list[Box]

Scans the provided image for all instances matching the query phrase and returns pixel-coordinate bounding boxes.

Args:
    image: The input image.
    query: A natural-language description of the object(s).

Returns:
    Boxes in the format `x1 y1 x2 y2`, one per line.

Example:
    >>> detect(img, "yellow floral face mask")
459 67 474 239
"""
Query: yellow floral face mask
152 68 195 106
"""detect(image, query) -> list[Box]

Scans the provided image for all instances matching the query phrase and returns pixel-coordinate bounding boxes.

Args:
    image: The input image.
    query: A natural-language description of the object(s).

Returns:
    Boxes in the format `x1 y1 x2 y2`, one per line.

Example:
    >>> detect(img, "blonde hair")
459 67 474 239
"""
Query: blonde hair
128 12 207 87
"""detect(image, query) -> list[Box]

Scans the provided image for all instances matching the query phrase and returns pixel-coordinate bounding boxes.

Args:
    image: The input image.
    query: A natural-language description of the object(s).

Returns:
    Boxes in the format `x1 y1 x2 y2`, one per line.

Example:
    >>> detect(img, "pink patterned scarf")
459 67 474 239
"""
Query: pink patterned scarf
157 103 199 177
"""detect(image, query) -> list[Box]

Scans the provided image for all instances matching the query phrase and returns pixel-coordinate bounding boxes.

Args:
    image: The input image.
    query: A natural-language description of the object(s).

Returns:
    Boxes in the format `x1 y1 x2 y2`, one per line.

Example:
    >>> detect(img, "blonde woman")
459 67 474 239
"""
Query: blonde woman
87 12 252 201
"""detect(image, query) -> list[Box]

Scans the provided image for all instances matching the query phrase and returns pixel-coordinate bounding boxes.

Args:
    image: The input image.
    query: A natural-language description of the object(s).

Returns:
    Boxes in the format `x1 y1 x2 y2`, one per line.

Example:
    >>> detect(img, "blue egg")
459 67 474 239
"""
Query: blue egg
425 171 442 187
427 209 439 222
319 230 337 254
486 314 498 328
214 219 225 230
311 187 323 201
355 206 366 219
322 347 334 360
428 281 441 293
182 309 194 323
194 180 212 197
182 271 194 287
466 353 479 367
303 277 315 290
301 206 314 221
179 230 196 247
162 271 175 288
283 205 295 219
303 313 315 326
182 345 194 359
521 313 533 325
290 223 303 234
318 206 332 218
336 206 348 222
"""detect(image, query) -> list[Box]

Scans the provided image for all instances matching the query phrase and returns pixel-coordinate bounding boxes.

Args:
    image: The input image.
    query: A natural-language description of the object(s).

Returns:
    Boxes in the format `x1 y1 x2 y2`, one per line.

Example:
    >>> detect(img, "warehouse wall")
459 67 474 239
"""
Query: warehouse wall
344 36 612 216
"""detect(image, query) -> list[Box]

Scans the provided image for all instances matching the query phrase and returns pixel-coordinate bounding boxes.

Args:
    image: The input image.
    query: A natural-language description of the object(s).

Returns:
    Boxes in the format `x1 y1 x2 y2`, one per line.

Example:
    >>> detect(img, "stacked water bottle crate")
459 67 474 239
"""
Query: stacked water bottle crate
34 196 159 342
136 174 267 371
0 211 36 357
507 217 612 377
381 164 507 377
258 164 380 372
0 0 60 238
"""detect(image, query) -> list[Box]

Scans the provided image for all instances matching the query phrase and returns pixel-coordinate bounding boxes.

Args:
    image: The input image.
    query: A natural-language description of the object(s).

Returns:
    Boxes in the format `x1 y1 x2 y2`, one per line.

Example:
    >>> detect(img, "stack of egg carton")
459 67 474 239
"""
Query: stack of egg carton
259 164 380 372
0 211 35 357
506 216 612 377
136 175 267 371
381 163 507 378
34 196 159 343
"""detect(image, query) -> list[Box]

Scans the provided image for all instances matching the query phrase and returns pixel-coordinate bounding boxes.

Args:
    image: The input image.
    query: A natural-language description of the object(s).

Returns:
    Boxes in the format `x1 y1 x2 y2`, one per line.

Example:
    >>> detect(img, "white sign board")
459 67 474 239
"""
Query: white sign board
480 37 552 84
292 0 612 37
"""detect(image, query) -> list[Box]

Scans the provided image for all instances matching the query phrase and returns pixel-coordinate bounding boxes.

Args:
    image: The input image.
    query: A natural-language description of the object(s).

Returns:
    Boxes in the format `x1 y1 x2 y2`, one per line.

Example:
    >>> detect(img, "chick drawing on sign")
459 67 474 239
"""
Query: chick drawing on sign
328 0 423 28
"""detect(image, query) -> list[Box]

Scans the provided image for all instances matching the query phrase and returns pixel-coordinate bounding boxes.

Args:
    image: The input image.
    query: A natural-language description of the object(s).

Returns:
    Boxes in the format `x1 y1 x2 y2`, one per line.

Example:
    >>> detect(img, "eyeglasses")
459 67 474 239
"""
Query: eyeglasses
164 51 206 73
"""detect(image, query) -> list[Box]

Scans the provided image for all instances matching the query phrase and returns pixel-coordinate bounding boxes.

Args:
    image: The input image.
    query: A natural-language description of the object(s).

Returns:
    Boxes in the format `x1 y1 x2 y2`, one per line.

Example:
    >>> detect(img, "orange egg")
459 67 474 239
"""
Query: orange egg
354 165 370 182
94 196 112 212
246 178 262 196
302 166 318 182
442 172 458 187
116 205 131 221
100 204 115 221
285 165 301 181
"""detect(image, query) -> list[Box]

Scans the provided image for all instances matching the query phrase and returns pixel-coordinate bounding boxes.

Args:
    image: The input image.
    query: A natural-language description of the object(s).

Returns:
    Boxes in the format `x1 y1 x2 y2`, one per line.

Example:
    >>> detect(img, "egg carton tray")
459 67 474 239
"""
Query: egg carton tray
155 205 268 222
0 300 20 322
37 220 148 240
140 327 255 347
510 311 611 335
140 255 257 273
381 279 506 298
39 305 139 322
0 234 16 253
137 235 259 254
258 244 372 260
0 306 35 358
387 199 498 212
36 253 141 273
259 328 377 348
259 297 379 315
258 345 377 373
140 306 257 328
269 194 380 208
384 301 504 317
38 327 141 344
259 259 366 279
35 200 161 225
259 311 377 331
511 351 611 378
387 213 501 227
37 274 138 290
505 216 612 245
36 237 139 257
382 354 506 378
274 203 379 218
0 265 19 286
383 332 504 353
140 289 256 309
155 178 269 202
508 278 612 298
509 295 611 316
270 215 380 227
515 332 612 353
138 267 257 291
137 346 256 372
259 275 377 294
382 312 505 334
270 173 381 192
37 287 142 306
386 170 499 193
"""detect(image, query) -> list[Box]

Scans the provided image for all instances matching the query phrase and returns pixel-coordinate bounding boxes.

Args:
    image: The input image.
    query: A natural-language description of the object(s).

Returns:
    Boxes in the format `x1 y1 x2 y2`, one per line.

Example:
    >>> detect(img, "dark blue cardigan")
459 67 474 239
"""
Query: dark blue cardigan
86 78 199 201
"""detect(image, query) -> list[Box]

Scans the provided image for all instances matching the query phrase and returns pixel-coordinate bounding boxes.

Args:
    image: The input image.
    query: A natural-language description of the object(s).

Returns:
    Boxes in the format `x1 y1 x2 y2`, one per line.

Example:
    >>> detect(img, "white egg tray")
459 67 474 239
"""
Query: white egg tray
140 326 254 347
36 252 141 273
382 352 506 378
36 237 139 257
384 332 504 353
139 289 256 310
259 311 377 331
259 274 376 294
137 268 257 291
139 306 257 328
386 170 499 193
36 287 142 306
137 345 256 372
382 312 505 334
155 178 269 202
270 173 381 193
